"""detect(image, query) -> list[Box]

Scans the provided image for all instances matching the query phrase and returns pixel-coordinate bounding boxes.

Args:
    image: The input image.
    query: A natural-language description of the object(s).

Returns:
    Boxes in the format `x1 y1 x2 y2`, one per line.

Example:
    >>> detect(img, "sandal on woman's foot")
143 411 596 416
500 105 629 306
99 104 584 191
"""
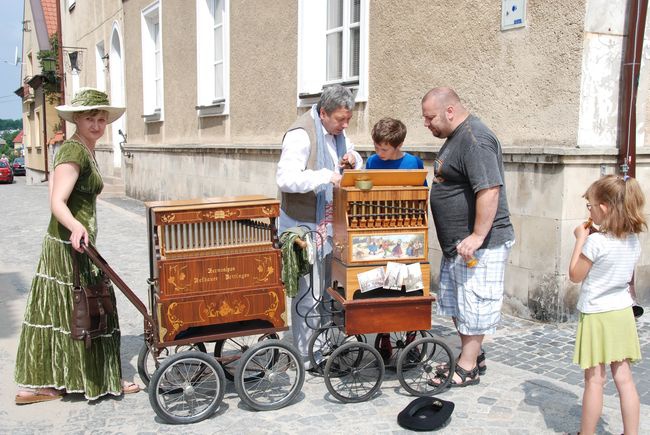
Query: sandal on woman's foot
121 380 140 395
15 388 65 405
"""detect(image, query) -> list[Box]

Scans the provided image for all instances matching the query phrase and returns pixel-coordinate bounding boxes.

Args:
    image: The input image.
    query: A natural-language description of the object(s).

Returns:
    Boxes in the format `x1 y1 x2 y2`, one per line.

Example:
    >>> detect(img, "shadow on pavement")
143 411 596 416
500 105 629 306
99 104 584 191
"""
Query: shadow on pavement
0 271 31 339
522 379 609 434
121 334 145 381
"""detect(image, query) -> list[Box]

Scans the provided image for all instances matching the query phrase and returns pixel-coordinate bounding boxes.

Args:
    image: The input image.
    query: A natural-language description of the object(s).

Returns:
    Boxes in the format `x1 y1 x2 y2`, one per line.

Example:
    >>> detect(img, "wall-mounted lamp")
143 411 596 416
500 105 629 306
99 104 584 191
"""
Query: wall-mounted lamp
118 129 132 158
22 20 31 32
101 53 109 70
42 57 57 73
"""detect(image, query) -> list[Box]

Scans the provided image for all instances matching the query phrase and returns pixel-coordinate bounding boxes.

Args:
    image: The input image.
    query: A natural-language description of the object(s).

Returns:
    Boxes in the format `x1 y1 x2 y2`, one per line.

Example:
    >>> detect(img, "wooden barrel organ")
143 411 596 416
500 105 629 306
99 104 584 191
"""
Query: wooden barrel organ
146 195 287 346
330 170 433 335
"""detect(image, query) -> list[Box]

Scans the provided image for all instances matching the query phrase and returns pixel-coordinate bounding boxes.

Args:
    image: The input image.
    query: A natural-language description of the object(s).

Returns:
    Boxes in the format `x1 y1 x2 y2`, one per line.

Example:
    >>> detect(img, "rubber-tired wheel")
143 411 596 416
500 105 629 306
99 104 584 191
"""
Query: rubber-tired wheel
234 340 305 411
324 341 384 403
148 351 225 424
214 333 279 381
374 330 430 367
137 342 206 386
307 326 364 375
396 337 454 396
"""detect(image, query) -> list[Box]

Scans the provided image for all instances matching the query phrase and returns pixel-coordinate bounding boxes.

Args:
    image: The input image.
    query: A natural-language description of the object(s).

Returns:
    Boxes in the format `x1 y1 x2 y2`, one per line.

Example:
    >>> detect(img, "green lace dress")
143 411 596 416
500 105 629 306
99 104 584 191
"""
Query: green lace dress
14 140 122 400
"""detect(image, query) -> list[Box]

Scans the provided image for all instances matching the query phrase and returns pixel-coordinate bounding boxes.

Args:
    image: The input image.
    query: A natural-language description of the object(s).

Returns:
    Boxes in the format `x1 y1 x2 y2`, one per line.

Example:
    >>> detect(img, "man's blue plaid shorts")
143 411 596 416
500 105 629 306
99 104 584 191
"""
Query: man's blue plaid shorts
436 241 514 335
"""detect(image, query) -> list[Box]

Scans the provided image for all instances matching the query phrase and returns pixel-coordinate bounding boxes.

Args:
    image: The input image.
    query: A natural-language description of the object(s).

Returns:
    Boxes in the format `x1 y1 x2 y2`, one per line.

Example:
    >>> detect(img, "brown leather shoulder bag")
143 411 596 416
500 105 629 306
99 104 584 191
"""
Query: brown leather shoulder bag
71 247 114 348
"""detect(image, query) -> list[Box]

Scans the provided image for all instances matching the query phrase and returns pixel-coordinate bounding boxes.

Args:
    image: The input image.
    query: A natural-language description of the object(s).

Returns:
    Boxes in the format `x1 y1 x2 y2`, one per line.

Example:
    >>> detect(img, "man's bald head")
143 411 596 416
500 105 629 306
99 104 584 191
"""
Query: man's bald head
421 87 469 139
421 87 461 107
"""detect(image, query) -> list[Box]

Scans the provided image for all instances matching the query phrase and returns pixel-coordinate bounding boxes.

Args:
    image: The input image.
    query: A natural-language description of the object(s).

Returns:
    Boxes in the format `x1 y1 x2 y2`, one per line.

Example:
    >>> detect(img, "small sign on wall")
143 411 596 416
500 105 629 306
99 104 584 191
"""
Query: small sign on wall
501 0 526 30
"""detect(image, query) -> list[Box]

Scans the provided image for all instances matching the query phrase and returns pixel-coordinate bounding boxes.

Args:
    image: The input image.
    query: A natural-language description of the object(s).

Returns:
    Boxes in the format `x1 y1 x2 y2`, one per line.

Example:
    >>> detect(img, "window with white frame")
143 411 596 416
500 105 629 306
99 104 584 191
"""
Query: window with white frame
196 0 229 116
141 2 163 121
95 42 106 91
35 111 42 148
26 52 33 79
298 0 367 103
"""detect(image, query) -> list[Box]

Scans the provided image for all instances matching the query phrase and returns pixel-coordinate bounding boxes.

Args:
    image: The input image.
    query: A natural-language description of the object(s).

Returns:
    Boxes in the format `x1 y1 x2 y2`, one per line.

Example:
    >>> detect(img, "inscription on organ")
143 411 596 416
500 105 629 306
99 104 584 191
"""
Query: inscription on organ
146 195 288 343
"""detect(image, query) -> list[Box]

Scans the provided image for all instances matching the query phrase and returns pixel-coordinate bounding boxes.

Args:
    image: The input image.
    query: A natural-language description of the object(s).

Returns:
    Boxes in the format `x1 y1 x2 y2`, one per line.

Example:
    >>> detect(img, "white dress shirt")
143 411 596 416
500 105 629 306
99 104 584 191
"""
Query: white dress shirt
276 109 362 194
276 109 363 248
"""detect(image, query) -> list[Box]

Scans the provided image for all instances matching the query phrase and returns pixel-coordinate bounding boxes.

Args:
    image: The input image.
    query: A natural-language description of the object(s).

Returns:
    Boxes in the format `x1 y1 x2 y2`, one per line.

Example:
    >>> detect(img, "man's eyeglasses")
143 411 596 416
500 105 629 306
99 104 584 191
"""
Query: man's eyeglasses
433 159 443 177
432 159 445 183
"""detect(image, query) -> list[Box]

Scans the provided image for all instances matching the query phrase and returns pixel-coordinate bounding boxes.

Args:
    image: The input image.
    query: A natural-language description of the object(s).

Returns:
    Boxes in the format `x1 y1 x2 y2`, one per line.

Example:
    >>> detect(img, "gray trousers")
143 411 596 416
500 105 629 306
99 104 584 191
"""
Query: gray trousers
290 253 332 368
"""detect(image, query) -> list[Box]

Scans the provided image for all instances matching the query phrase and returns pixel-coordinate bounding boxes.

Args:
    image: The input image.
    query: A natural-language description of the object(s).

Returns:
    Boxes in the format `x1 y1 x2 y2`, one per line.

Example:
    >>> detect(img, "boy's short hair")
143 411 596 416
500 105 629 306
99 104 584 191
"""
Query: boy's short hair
371 117 407 148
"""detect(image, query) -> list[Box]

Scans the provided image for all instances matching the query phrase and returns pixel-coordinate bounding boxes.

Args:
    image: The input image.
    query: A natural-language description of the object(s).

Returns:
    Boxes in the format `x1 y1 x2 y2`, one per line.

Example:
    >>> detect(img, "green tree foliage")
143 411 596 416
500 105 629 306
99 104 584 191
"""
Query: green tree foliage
0 119 22 131
37 34 61 104
0 126 21 161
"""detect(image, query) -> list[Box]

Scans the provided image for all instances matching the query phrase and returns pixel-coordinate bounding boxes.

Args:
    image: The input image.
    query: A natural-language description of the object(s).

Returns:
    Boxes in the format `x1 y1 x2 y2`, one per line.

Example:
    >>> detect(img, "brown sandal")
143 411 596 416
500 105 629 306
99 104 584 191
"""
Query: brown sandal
15 388 65 405
436 351 487 376
121 381 140 395
448 364 480 388
428 363 480 388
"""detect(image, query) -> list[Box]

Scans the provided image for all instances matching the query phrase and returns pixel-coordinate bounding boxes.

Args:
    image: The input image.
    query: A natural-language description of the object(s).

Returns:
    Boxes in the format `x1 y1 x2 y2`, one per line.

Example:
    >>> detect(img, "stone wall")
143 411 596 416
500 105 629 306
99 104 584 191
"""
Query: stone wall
105 144 650 322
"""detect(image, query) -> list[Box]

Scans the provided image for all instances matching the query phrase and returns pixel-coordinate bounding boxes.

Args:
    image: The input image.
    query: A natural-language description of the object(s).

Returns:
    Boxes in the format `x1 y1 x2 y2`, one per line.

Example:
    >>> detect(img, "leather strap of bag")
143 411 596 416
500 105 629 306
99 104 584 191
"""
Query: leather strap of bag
72 248 81 289
81 242 154 328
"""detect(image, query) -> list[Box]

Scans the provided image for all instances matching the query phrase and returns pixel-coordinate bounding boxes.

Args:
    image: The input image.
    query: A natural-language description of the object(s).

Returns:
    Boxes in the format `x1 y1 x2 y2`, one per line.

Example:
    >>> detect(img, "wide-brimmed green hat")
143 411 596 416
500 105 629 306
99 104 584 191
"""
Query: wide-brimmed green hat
56 87 125 124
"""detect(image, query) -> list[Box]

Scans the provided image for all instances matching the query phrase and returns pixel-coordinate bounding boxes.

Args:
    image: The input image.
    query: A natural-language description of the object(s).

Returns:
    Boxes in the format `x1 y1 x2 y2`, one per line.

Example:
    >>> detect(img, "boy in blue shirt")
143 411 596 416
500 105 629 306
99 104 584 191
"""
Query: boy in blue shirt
366 117 424 170
367 118 426 363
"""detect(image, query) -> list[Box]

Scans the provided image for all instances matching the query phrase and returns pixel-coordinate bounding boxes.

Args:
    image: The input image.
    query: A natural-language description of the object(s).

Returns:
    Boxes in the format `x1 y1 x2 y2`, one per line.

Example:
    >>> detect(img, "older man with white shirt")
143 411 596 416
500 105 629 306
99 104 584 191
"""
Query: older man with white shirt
276 85 362 372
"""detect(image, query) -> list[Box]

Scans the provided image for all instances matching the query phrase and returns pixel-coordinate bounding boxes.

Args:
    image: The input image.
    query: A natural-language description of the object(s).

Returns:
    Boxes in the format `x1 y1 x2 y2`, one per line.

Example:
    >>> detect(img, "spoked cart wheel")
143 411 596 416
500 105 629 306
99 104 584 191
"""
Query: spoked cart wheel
396 337 454 396
214 333 279 381
374 330 431 367
307 325 364 375
148 351 226 424
324 341 385 403
137 342 207 386
234 340 305 411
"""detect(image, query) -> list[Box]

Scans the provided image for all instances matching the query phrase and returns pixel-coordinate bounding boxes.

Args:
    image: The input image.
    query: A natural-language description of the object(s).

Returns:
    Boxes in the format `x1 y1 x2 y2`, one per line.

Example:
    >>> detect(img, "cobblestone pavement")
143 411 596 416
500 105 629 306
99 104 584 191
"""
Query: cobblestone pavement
1 177 648 434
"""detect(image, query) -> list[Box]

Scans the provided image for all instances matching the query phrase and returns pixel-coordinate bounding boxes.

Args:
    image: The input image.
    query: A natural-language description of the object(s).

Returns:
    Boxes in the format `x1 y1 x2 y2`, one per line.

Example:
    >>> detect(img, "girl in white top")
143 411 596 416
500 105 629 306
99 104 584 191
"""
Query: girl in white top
569 174 646 435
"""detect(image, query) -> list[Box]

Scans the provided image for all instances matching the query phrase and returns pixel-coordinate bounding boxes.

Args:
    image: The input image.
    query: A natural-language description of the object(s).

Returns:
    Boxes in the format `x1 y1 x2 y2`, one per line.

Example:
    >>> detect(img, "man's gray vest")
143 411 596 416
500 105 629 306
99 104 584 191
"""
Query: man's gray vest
280 110 320 223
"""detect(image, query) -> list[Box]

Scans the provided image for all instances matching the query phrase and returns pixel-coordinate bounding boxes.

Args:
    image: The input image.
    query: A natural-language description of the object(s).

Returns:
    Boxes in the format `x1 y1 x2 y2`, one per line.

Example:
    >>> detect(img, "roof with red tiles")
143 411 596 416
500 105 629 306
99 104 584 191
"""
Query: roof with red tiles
48 131 64 145
41 0 59 37
13 130 24 144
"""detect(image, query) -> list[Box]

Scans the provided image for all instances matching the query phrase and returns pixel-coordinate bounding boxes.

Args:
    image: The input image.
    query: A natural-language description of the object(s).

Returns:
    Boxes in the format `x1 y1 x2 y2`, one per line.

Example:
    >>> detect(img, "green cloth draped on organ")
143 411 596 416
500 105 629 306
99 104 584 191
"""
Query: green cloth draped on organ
14 140 122 400
280 227 311 298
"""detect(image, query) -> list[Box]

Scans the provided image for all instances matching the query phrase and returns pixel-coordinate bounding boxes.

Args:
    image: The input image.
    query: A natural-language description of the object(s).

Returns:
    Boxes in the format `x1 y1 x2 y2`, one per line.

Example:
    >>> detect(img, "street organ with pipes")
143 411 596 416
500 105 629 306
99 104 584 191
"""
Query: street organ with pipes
328 169 434 337
146 196 287 344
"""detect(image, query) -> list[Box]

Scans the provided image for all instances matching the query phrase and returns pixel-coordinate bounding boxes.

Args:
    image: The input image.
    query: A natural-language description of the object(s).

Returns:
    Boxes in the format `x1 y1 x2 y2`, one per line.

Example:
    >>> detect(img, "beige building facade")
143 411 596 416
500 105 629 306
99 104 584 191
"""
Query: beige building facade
61 0 650 321
18 0 60 185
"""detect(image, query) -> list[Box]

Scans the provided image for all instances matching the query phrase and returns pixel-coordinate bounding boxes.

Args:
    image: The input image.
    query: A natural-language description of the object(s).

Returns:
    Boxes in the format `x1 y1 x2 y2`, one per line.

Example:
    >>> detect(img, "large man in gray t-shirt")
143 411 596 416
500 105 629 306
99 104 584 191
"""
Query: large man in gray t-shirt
422 87 514 388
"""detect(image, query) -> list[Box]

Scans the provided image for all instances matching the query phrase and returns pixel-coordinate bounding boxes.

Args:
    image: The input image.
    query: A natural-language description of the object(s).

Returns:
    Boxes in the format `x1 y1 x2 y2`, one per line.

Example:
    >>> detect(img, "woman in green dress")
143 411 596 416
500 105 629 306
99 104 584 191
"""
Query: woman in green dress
14 88 140 404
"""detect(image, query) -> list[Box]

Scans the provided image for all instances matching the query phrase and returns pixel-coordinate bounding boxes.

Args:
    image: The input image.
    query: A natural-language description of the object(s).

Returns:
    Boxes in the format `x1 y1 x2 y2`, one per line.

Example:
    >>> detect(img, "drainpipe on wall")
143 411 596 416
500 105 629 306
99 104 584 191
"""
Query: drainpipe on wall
56 0 65 136
618 0 649 177
42 86 48 182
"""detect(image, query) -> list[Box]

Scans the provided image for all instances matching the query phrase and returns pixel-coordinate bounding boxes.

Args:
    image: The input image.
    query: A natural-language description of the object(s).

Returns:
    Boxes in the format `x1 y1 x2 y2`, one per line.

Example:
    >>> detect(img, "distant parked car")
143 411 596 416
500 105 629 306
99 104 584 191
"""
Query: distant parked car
11 157 25 176
0 160 14 183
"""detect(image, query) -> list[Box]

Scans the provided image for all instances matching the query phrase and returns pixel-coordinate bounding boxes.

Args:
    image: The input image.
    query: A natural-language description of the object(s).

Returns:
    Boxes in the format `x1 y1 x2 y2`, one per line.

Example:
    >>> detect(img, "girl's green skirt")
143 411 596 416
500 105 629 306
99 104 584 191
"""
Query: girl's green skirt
573 306 641 370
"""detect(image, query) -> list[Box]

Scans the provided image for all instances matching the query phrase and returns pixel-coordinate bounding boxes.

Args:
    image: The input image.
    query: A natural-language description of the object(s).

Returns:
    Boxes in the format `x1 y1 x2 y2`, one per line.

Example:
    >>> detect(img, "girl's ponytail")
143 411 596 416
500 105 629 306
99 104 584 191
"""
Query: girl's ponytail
622 176 647 235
